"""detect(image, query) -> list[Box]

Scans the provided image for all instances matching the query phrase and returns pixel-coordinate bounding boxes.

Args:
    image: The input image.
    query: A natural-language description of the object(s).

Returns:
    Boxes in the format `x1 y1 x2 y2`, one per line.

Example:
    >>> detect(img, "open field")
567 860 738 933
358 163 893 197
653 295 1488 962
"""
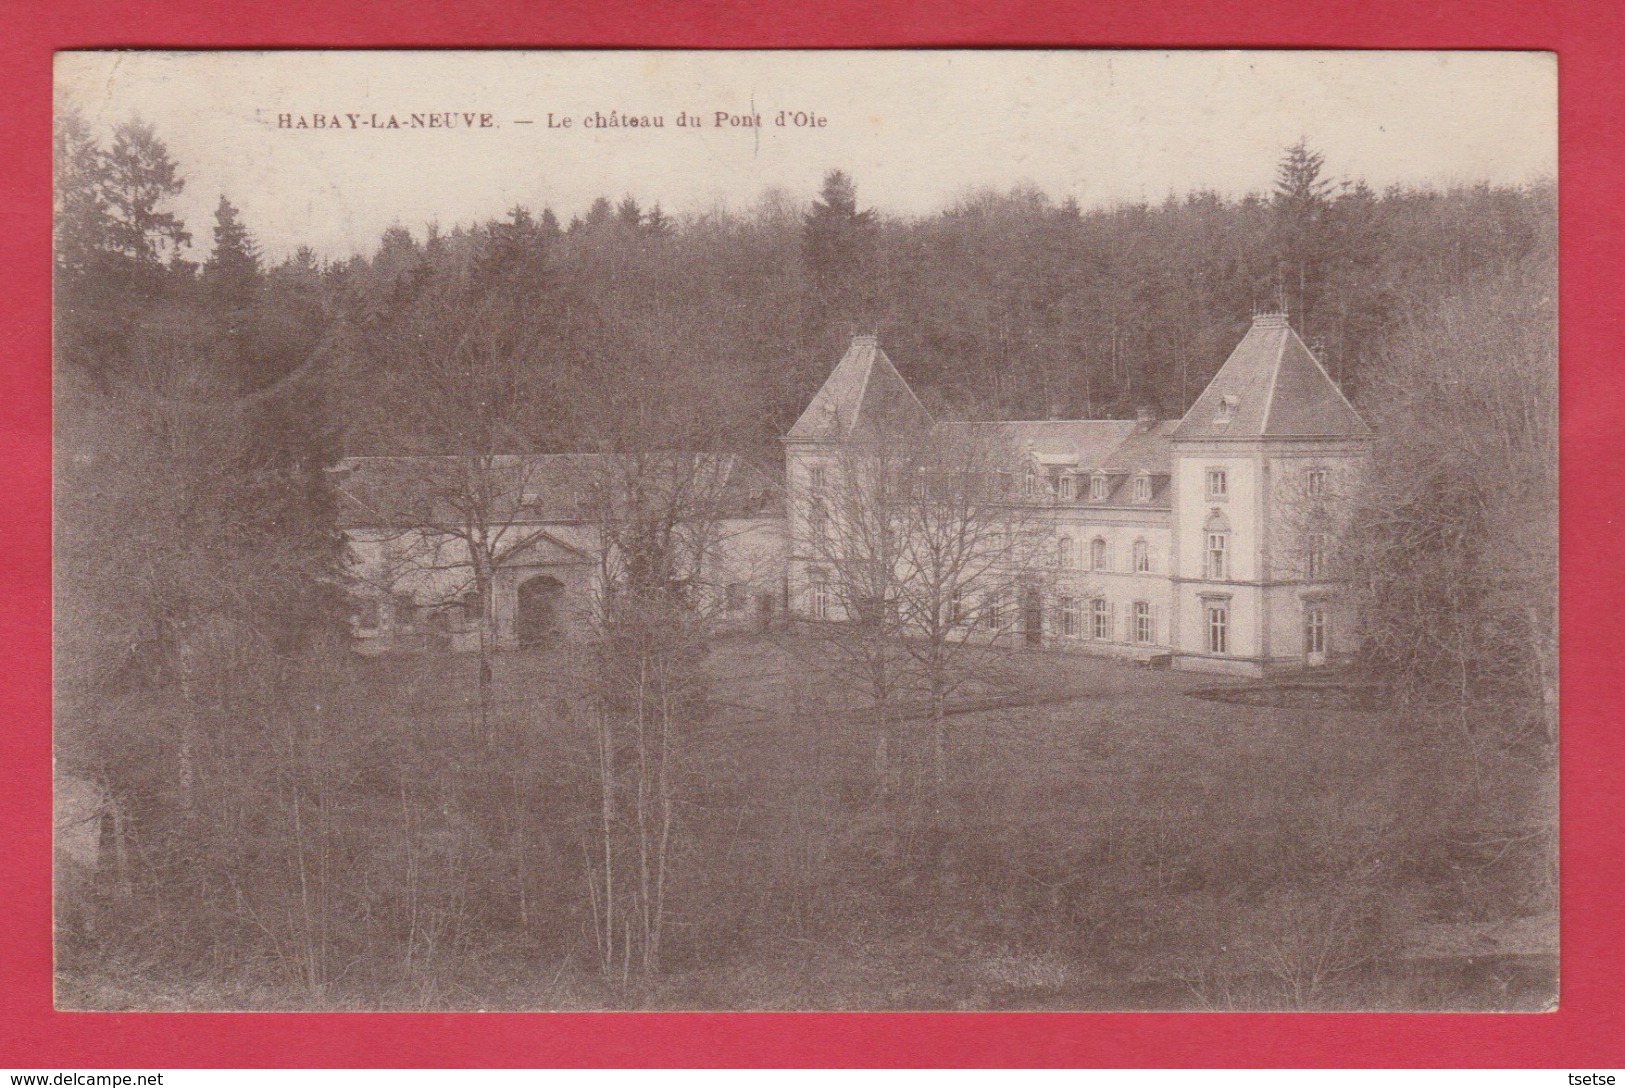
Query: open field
57 634 1556 1011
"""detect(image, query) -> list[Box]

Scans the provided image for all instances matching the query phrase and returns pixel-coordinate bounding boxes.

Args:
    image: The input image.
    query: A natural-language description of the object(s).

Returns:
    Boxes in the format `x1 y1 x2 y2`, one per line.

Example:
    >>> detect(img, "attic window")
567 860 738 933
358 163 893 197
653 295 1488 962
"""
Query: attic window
1023 468 1048 501
1059 475 1076 501
1133 475 1151 503
1215 394 1240 423
1089 474 1108 502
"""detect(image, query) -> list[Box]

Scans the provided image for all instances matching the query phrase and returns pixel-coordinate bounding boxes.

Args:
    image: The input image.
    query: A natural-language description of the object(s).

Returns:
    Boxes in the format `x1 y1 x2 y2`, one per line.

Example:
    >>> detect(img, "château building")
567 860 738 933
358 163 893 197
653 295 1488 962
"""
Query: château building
784 313 1373 676
336 312 1370 678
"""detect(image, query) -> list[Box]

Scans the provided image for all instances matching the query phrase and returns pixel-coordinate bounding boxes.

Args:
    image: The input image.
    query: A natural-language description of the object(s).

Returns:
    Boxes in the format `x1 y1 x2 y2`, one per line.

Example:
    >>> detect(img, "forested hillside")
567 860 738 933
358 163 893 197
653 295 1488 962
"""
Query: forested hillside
58 118 1554 460
336 150 1549 452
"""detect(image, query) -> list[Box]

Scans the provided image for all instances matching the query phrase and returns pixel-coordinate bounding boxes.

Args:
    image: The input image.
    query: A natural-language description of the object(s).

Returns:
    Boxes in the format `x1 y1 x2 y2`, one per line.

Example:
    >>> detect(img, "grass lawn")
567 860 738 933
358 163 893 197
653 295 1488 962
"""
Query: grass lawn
57 633 1557 1011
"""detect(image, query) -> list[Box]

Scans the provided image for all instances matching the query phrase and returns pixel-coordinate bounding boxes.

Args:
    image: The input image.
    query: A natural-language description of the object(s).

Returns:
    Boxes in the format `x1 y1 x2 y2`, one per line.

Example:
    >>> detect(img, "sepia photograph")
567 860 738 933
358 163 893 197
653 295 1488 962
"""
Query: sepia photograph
52 49 1558 1012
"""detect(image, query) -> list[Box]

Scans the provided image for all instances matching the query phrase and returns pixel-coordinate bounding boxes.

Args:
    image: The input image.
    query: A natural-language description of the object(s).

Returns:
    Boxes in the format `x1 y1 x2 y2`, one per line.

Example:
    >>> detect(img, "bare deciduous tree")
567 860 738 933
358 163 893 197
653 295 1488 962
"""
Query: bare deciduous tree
1341 256 1557 743
565 303 775 980
801 420 1061 812
358 284 554 742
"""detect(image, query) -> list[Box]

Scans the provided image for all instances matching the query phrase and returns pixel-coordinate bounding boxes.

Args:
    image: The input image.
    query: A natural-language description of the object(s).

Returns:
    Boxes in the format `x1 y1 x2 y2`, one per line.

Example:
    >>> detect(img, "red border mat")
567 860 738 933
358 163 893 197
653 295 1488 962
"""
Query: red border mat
3 0 1622 1068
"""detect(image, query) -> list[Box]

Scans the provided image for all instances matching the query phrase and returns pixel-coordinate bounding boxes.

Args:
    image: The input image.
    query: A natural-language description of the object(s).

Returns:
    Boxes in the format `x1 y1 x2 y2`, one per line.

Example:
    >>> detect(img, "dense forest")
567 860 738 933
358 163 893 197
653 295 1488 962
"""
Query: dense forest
53 113 1557 1008
332 146 1551 451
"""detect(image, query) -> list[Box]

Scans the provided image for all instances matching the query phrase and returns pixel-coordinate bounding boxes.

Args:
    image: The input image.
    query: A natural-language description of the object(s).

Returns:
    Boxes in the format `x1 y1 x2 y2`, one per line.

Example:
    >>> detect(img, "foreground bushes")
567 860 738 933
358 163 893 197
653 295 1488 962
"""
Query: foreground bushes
58 641 1553 1011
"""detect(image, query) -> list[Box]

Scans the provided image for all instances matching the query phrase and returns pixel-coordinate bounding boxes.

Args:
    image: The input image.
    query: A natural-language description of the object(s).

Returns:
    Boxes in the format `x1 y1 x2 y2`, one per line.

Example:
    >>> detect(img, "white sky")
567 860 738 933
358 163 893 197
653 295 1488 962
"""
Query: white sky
56 50 1556 262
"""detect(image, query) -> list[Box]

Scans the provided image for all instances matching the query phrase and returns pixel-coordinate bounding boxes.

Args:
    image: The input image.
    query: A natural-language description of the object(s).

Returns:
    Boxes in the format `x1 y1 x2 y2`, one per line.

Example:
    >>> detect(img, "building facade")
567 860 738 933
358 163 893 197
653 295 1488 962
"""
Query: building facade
335 453 785 654
336 313 1369 677
784 313 1372 677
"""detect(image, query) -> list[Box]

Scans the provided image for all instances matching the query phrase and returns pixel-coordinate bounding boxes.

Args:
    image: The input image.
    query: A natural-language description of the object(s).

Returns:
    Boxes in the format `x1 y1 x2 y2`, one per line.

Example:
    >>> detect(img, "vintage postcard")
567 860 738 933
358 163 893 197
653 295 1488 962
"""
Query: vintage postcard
52 49 1557 1011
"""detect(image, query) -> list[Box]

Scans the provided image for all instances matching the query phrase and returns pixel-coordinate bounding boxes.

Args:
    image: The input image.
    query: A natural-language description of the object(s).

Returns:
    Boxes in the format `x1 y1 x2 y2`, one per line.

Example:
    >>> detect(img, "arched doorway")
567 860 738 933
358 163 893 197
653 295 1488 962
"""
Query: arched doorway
516 574 566 645
424 607 453 652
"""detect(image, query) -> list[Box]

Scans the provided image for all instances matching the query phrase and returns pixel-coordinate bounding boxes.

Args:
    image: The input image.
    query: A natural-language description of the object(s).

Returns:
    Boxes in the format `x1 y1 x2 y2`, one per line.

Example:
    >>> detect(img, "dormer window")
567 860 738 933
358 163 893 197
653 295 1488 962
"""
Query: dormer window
1059 474 1076 501
1089 474 1108 502
1023 468 1045 500
1215 394 1240 424
1132 475 1151 503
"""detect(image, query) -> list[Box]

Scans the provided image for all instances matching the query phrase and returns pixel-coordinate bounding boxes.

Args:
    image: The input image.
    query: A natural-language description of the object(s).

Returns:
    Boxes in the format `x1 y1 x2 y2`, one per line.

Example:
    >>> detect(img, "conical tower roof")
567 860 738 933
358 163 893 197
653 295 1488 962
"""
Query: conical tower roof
787 334 934 440
1174 313 1372 440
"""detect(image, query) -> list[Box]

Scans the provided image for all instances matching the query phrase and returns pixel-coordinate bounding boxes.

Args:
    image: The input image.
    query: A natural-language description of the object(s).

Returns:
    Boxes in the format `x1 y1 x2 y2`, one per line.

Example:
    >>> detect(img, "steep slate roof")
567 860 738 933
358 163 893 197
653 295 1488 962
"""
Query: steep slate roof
787 335 934 440
1101 419 1180 474
933 419 1140 469
333 453 779 530
1173 312 1372 440
933 418 1178 506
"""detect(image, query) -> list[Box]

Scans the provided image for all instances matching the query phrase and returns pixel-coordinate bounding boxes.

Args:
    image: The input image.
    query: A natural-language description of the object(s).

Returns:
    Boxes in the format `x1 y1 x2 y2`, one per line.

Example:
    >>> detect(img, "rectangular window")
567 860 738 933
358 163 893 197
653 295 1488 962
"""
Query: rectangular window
1090 475 1108 501
1092 598 1111 640
725 582 747 613
1206 602 1229 654
1059 596 1079 638
356 599 381 630
1306 606 1327 655
1307 533 1329 579
808 465 826 490
982 594 1001 629
1205 532 1228 580
391 593 417 631
1133 540 1150 573
1133 600 1153 645
808 500 828 541
1206 468 1228 500
1092 538 1109 571
811 580 830 620
1306 469 1326 497
1133 475 1151 503
949 584 964 625
1059 475 1076 501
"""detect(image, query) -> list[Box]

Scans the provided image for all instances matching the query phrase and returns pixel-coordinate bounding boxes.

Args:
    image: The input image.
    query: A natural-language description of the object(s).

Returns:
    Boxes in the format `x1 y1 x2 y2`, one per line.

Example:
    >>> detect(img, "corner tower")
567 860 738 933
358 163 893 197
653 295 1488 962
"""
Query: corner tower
1167 312 1373 676
782 334 933 618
